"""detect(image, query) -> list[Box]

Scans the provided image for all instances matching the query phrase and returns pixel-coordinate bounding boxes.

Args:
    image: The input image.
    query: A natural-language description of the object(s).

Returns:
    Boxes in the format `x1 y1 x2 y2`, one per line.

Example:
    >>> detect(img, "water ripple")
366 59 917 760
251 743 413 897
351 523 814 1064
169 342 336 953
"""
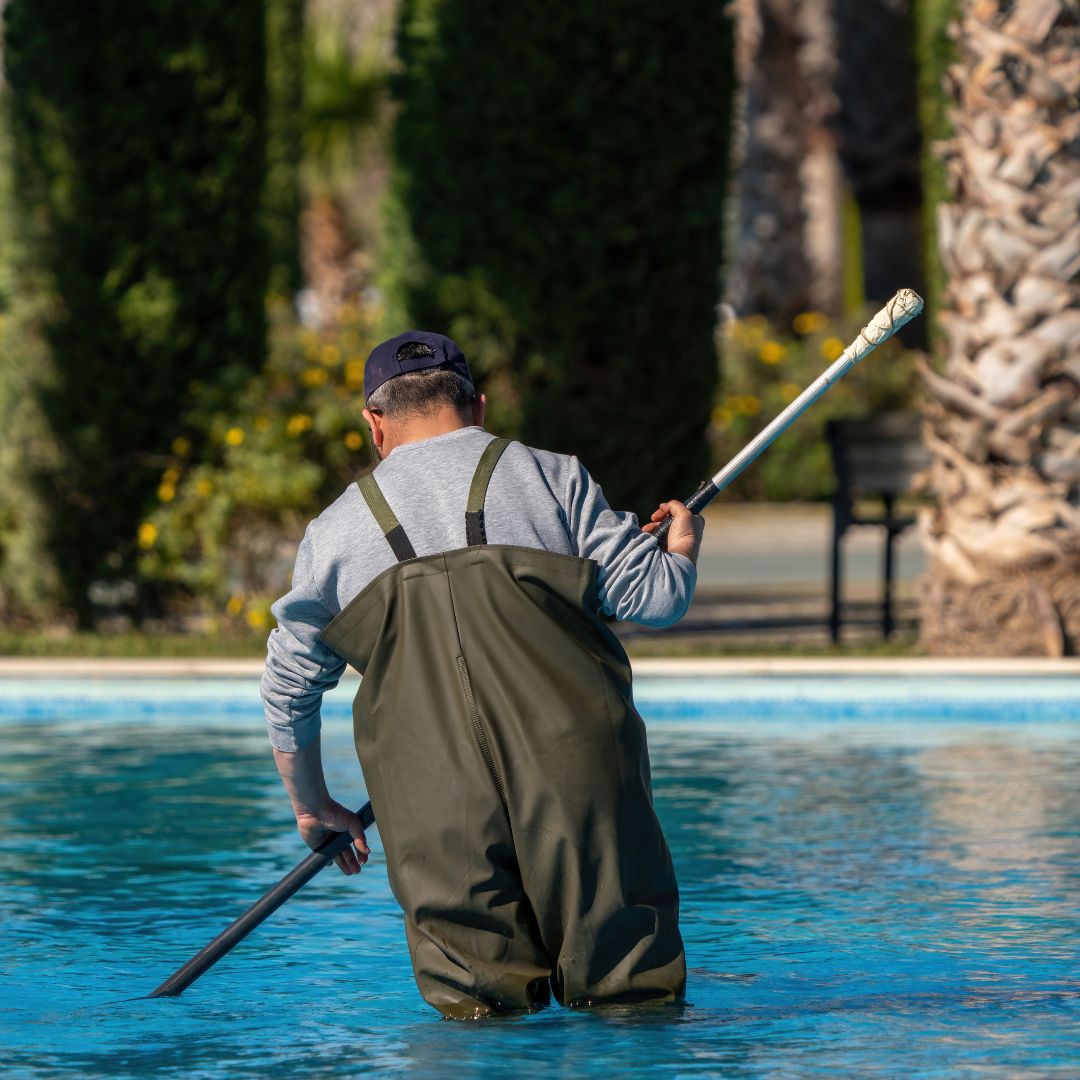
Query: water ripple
1 695 1078 1077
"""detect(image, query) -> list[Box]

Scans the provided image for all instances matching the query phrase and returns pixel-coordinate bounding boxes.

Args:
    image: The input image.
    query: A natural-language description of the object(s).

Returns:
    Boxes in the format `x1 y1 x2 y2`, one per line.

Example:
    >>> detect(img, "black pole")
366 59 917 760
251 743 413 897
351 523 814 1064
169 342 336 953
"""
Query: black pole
830 498 847 645
149 801 375 998
882 495 897 640
652 478 717 548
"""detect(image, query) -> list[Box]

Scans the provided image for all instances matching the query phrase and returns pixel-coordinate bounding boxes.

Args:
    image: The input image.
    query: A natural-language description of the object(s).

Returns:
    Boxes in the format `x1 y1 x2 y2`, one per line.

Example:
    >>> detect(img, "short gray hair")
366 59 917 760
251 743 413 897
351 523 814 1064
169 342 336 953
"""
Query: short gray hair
366 368 476 419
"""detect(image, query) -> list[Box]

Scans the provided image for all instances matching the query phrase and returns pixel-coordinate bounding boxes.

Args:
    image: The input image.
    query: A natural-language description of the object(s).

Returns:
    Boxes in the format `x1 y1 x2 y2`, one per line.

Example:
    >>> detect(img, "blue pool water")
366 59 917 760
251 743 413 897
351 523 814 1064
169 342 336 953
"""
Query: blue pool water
1 675 1078 1077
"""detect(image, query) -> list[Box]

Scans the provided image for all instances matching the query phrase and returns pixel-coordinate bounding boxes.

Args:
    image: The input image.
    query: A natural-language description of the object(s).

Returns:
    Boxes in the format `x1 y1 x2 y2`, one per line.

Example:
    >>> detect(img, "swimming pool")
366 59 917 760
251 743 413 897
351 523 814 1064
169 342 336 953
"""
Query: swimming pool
2 673 1078 1077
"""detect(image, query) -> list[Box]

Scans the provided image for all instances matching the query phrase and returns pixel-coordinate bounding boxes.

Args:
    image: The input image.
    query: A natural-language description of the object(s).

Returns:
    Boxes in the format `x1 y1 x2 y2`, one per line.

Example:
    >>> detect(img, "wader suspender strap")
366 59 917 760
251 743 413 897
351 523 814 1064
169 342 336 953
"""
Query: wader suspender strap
465 438 511 546
358 437 510 562
358 474 417 562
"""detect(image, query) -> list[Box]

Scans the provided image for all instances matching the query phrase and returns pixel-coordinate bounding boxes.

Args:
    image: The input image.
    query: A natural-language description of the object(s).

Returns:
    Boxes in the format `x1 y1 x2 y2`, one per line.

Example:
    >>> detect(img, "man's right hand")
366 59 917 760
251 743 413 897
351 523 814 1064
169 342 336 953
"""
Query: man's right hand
273 737 370 876
642 500 704 565
295 800 370 876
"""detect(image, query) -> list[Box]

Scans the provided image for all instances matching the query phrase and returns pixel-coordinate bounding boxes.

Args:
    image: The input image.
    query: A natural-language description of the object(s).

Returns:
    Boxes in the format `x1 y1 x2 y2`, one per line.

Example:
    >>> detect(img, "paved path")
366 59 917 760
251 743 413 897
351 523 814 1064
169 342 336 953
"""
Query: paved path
695 502 924 588
619 502 925 648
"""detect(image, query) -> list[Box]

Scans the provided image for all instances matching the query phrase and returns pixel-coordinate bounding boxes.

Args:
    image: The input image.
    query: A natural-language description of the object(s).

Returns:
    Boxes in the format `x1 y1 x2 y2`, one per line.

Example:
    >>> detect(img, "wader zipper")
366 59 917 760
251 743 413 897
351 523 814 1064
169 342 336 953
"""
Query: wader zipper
456 656 509 811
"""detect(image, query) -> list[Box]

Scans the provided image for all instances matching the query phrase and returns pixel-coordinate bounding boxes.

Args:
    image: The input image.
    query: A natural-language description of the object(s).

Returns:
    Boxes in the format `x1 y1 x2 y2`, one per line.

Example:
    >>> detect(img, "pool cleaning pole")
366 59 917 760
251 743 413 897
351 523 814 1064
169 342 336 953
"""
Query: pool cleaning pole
150 288 922 999
652 288 924 548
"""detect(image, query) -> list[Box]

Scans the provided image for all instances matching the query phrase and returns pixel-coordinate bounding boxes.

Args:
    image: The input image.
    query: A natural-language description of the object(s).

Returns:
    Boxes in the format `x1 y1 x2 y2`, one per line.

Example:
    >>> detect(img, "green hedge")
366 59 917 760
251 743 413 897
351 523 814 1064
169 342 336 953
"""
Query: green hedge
2 0 269 626
265 0 305 297
383 0 734 518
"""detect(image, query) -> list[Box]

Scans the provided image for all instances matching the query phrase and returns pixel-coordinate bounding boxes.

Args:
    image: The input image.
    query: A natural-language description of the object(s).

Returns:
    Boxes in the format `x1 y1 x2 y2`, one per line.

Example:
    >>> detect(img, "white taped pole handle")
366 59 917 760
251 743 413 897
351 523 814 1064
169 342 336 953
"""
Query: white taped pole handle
653 289 924 547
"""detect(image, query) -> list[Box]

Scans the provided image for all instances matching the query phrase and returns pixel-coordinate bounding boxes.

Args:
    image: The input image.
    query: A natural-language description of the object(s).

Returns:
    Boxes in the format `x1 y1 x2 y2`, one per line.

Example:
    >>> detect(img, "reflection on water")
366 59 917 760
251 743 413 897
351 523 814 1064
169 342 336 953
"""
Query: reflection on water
1 703 1078 1077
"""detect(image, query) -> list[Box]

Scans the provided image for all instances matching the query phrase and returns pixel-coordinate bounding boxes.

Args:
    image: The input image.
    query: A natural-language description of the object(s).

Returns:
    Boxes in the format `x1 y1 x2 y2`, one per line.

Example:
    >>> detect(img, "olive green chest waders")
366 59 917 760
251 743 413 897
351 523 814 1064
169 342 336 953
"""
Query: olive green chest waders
318 438 685 1018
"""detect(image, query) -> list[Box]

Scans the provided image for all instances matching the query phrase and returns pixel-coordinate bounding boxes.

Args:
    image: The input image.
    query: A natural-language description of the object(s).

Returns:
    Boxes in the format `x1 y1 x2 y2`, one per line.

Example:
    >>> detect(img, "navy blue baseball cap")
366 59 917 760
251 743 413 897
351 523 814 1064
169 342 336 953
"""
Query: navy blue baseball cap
363 330 473 402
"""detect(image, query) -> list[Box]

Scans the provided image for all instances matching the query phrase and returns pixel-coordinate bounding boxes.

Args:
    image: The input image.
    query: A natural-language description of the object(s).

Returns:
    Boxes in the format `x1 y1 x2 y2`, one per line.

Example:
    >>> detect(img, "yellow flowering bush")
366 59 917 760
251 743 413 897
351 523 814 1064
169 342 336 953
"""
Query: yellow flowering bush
712 308 920 500
137 298 380 628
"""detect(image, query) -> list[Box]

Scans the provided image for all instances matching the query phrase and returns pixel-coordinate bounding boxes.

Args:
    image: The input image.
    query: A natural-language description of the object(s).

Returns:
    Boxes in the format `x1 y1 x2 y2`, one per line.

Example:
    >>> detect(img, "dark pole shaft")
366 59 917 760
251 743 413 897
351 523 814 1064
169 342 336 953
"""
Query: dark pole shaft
149 802 375 998
882 495 897 640
652 478 717 548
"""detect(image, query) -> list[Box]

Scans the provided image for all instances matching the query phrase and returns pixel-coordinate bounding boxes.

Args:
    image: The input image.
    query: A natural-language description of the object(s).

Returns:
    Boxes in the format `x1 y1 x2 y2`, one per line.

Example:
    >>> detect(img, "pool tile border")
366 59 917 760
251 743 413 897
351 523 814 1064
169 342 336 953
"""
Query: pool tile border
0 656 1078 679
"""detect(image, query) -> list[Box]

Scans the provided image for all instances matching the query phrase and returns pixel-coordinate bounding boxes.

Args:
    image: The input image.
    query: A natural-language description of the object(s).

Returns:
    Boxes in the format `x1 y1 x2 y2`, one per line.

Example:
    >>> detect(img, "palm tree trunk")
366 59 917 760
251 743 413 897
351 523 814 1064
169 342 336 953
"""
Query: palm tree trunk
728 0 842 322
919 0 1080 657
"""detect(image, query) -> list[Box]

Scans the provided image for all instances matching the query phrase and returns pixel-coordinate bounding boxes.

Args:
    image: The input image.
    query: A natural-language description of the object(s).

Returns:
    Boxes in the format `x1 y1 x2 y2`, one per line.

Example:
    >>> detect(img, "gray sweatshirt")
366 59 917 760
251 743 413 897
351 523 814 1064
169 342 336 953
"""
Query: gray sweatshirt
261 425 696 751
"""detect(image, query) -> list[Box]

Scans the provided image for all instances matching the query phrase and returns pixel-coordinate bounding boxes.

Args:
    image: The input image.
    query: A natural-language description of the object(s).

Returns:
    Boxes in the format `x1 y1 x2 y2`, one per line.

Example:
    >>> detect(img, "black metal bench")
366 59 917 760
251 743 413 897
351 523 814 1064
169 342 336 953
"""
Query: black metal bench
825 413 930 642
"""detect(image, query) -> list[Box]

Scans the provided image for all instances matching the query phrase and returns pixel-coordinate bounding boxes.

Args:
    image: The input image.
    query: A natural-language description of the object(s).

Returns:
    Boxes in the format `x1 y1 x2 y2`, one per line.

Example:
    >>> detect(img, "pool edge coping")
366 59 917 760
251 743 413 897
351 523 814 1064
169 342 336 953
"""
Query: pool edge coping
0 656 1078 679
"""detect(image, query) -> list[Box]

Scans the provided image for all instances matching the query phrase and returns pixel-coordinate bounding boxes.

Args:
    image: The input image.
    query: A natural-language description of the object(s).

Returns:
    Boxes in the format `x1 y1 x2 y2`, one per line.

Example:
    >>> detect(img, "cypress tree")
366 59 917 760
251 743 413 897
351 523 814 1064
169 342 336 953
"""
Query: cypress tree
265 0 305 298
3 0 268 625
384 0 734 516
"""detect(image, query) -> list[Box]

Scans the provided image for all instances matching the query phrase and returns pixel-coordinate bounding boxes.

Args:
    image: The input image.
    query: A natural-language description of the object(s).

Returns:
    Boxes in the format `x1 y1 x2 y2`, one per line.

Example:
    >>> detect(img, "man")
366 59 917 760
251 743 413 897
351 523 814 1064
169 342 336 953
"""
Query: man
261 330 704 1018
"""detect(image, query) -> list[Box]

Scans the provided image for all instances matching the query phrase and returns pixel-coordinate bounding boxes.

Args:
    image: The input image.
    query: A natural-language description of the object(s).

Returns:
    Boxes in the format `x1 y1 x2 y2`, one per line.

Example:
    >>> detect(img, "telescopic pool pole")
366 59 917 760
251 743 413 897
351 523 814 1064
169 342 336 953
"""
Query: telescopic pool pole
651 288 924 548
149 287 923 1000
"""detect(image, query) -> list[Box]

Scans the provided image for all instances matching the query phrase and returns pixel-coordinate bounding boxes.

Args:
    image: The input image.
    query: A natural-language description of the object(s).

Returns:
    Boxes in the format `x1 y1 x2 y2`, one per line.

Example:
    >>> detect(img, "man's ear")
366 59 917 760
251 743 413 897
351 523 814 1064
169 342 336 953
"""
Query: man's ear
471 393 487 428
362 406 384 452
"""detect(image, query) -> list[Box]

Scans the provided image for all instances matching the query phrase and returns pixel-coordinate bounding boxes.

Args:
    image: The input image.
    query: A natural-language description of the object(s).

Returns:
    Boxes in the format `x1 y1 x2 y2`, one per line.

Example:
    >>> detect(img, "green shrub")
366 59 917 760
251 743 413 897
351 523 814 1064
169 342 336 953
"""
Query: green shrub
383 0 734 519
0 302 66 623
0 118 62 623
710 309 920 501
138 299 378 632
265 0 306 297
2 0 269 626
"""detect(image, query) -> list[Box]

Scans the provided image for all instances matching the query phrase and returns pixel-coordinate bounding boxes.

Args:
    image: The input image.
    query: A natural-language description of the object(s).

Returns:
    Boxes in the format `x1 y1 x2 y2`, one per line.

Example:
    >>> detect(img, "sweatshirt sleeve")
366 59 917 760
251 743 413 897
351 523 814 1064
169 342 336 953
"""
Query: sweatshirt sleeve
562 456 697 627
260 522 346 752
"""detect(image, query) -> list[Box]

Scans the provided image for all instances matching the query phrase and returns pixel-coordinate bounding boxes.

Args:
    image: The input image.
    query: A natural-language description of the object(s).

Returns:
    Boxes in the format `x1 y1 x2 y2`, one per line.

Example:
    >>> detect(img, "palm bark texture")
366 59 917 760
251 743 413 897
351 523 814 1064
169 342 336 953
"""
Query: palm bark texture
920 0 1080 656
729 0 839 322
